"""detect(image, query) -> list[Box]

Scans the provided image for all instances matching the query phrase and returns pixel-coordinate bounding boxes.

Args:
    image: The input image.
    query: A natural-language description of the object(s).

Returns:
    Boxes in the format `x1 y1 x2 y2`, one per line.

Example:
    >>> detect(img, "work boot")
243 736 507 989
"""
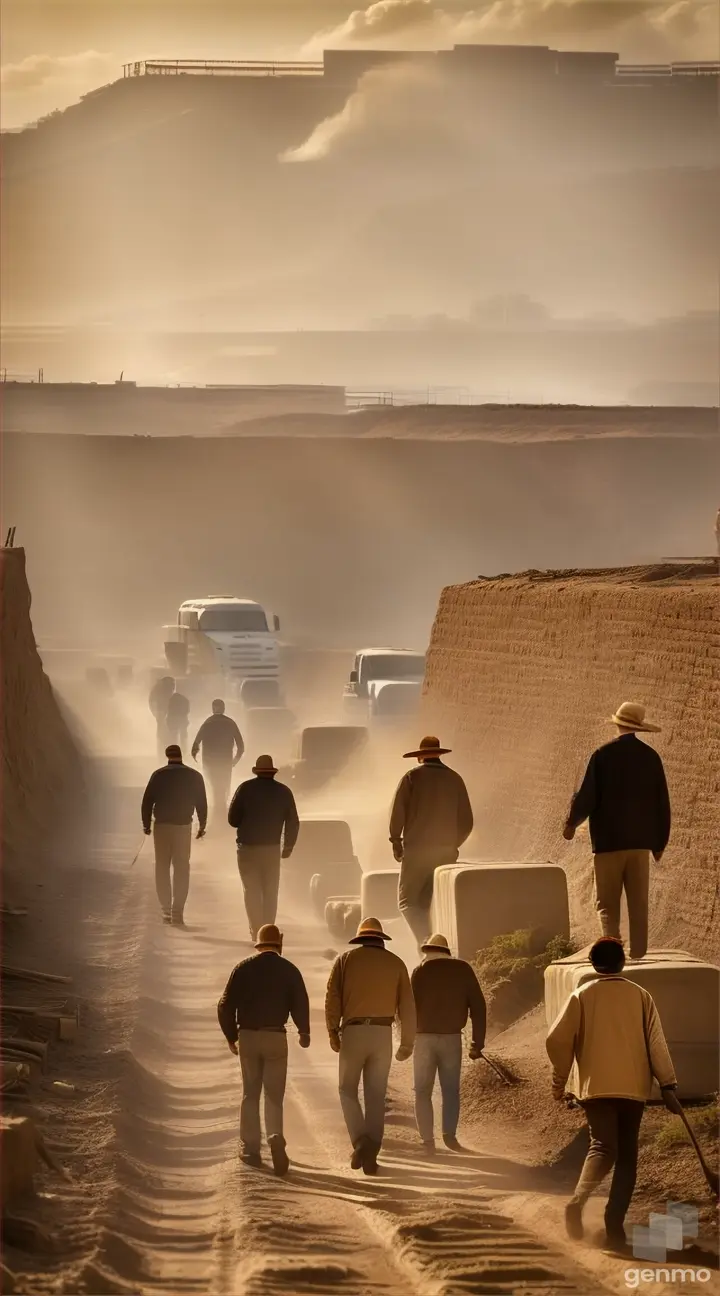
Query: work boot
171 912 185 927
604 1214 629 1253
240 1149 262 1168
443 1134 463 1152
422 1140 436 1156
269 1136 290 1178
564 1201 584 1241
161 909 172 925
350 1137 368 1170
362 1140 381 1176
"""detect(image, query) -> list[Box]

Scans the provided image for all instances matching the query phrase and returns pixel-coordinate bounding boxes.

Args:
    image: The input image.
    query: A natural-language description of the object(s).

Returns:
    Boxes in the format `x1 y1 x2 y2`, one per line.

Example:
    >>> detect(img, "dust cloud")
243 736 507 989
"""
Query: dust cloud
302 0 719 61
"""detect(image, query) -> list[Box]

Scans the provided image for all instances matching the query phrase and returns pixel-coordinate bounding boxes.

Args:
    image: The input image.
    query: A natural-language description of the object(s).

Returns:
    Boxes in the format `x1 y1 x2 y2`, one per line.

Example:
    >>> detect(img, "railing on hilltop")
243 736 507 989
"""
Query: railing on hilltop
616 61 720 78
122 59 324 78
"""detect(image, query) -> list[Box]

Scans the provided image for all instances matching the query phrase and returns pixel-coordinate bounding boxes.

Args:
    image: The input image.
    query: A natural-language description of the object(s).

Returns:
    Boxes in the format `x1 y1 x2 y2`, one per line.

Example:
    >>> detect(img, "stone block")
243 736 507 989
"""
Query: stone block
325 898 362 942
544 948 720 1100
0 1115 38 1207
283 818 358 904
432 862 570 960
361 870 400 920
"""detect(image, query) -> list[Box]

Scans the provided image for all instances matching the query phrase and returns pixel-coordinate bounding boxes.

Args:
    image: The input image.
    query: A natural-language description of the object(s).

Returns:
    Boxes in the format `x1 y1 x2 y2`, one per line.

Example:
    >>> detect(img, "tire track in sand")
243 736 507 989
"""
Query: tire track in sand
80 837 611 1296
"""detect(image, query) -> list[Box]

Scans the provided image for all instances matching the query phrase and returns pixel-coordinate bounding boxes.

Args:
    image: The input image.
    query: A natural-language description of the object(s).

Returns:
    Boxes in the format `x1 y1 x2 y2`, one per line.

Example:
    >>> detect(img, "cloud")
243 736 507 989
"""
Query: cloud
1 50 116 94
302 0 719 59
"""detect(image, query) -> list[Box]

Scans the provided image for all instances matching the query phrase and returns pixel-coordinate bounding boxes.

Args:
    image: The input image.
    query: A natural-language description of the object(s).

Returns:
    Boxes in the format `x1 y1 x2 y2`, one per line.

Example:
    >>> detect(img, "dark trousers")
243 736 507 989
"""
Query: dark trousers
237 845 281 939
571 1098 645 1233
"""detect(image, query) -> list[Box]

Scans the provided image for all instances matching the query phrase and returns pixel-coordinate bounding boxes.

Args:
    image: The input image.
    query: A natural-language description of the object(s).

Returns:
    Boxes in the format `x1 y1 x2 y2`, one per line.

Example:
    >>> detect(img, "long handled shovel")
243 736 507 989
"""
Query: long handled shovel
480 1050 521 1086
663 1089 719 1199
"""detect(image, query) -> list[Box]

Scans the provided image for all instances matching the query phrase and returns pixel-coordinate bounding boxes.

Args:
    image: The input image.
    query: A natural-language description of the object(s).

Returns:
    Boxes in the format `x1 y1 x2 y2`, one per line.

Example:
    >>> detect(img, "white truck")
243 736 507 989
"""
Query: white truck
163 597 281 686
343 648 426 717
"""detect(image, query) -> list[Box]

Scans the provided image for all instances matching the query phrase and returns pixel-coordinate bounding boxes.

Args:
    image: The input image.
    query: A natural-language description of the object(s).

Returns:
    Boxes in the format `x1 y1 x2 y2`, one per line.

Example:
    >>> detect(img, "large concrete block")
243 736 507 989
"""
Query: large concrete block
432 862 570 960
545 949 720 1100
283 818 358 905
361 870 400 920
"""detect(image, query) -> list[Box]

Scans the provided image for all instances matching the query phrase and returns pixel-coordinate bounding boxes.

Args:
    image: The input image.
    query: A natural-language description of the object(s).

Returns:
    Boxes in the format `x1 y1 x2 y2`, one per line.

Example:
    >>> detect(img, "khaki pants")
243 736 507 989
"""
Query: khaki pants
399 848 457 952
238 1029 288 1154
153 822 192 919
204 760 232 821
338 1024 393 1149
237 845 281 940
593 849 650 959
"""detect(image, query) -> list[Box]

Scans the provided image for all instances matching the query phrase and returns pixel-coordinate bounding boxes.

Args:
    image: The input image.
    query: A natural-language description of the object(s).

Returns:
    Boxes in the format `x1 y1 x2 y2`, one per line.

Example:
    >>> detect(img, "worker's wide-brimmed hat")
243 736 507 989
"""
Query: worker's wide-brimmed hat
610 702 660 733
256 923 283 948
252 754 278 774
403 734 451 759
421 933 452 954
349 916 392 944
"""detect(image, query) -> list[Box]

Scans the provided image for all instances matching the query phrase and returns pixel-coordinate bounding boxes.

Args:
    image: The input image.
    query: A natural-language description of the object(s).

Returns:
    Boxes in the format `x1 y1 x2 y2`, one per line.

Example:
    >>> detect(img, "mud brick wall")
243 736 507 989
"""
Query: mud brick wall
1 547 86 872
423 569 720 961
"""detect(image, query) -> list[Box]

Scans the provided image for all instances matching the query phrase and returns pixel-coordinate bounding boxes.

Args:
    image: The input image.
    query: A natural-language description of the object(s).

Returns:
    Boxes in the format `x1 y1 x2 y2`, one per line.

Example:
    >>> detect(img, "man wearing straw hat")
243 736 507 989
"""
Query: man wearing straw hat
563 702 671 960
217 923 310 1176
228 754 299 942
411 933 487 1153
389 736 474 952
325 916 416 1175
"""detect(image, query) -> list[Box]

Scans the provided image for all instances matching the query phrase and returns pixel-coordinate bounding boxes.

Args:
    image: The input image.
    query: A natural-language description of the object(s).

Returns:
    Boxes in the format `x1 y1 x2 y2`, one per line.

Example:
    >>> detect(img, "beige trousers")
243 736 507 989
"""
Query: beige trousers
153 822 192 919
338 1024 393 1149
593 849 650 959
237 1029 288 1153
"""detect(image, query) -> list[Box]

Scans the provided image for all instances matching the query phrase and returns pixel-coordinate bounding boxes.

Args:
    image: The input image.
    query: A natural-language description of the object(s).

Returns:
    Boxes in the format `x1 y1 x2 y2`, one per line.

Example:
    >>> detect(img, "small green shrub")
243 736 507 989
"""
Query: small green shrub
471 930 580 1028
655 1101 719 1152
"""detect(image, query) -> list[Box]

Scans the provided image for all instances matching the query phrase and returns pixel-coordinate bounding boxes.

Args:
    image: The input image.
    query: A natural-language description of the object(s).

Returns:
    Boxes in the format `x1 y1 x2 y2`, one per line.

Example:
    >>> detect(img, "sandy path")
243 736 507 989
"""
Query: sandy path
73 821 611 1296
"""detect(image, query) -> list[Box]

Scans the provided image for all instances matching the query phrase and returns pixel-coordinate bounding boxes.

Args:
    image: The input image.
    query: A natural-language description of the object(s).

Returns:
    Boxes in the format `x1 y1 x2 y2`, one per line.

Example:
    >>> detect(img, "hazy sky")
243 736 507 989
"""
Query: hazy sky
2 0 717 127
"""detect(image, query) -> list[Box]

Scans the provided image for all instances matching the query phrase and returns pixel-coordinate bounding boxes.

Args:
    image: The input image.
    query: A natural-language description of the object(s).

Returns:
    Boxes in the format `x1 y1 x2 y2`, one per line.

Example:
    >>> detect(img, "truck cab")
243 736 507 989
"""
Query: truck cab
163 597 280 685
343 648 426 715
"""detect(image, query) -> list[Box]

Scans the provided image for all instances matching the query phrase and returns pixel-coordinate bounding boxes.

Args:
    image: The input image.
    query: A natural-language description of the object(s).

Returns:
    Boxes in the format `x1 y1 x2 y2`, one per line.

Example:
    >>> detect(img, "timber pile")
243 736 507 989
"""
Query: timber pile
1 909 77 1210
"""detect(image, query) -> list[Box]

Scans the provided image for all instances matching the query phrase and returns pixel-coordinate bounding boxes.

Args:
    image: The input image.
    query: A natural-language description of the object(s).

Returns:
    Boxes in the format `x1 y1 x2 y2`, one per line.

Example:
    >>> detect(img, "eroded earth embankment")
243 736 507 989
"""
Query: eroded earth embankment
423 562 720 960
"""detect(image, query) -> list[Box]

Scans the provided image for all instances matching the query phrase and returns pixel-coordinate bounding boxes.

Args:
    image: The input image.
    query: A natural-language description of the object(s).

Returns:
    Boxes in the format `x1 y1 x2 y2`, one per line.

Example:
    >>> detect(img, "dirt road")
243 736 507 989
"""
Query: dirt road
14 806 614 1296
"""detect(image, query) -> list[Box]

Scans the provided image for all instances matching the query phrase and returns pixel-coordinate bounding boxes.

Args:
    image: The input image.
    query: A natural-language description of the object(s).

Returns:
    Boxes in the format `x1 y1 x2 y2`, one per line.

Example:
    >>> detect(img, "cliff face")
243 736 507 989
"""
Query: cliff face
423 564 720 960
1 547 86 873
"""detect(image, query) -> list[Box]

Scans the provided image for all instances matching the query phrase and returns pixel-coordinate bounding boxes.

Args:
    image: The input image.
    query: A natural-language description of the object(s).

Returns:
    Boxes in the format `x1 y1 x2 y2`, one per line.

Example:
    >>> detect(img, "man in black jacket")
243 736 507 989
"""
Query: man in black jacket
217 923 310 1174
228 754 299 941
141 745 207 925
563 702 670 960
191 699 244 822
149 675 175 757
166 690 191 752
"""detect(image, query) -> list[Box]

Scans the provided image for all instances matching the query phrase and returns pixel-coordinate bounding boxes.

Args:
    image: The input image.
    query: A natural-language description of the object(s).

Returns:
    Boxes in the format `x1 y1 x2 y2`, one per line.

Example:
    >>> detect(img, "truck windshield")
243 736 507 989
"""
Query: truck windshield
199 609 268 632
361 654 425 682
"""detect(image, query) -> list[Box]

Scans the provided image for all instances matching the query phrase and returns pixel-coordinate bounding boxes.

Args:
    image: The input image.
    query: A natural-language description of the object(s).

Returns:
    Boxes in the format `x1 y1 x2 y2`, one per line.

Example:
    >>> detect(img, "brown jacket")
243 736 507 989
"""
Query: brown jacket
411 955 486 1047
325 942 416 1052
389 760 473 854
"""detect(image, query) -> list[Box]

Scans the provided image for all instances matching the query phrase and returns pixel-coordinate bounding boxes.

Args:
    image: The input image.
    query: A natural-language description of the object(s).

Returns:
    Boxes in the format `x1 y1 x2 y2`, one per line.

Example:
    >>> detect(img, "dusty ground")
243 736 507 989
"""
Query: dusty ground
3 781 718 1296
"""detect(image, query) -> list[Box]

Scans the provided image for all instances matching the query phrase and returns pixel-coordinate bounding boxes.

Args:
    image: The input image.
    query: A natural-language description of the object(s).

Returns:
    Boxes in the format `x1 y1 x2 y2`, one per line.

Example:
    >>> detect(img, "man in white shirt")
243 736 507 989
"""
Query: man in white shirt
546 936 677 1251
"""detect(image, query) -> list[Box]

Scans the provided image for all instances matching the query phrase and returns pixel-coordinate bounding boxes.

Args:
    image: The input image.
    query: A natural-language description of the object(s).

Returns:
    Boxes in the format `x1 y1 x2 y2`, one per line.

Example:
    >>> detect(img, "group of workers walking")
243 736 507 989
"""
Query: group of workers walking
140 683 677 1252
217 914 487 1178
